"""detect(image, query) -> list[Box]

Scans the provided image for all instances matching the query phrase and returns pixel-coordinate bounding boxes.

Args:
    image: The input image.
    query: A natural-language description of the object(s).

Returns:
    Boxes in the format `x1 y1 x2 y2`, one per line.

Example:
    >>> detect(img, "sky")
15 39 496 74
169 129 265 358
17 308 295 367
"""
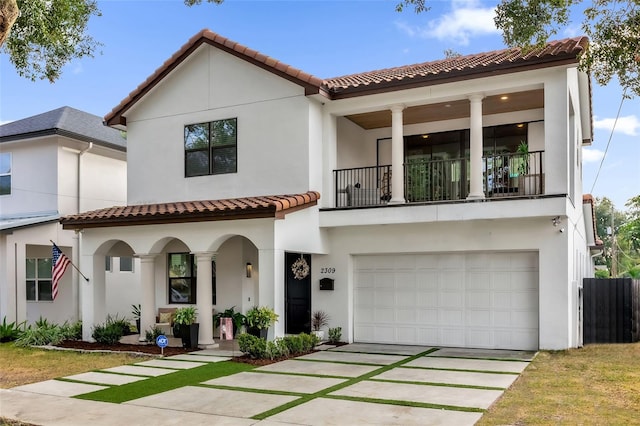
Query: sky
0 0 638 210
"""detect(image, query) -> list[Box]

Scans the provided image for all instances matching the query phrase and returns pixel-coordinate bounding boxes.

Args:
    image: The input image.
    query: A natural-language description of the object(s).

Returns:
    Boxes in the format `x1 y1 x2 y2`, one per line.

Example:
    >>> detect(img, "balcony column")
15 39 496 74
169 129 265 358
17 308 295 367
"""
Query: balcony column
194 251 217 348
390 104 405 204
136 254 156 342
467 94 485 199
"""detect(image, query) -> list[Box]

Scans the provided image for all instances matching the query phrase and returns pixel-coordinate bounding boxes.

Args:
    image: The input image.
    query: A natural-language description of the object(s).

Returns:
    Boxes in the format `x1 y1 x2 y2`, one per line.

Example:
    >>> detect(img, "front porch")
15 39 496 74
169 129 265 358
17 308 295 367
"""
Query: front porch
333 150 544 208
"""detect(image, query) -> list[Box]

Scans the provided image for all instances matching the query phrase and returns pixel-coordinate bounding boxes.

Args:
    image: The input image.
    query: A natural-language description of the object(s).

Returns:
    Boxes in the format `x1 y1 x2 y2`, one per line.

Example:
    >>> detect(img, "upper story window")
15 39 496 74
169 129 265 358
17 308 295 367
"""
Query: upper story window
0 152 11 195
119 257 134 272
184 118 237 177
26 258 53 301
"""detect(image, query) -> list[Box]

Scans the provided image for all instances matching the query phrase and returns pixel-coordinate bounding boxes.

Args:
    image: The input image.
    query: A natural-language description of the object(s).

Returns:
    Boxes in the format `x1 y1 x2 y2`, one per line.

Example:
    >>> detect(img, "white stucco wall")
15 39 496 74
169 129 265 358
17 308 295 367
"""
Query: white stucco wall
124 45 315 205
0 139 58 217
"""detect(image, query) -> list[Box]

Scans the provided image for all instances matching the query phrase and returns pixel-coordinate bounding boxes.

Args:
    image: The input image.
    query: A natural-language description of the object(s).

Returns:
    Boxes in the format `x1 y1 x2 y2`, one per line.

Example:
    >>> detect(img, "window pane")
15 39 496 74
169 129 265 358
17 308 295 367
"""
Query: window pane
170 278 192 303
120 257 133 272
211 119 237 147
212 147 237 174
105 256 112 271
169 254 190 277
184 123 209 149
26 281 36 300
26 259 36 279
38 280 53 301
38 258 52 279
186 150 209 176
0 153 10 174
0 175 10 195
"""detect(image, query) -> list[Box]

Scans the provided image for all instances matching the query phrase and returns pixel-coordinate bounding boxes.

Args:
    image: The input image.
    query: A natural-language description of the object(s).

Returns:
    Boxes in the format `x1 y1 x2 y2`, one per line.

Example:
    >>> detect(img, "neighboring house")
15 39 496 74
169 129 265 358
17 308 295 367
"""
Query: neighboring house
61 30 598 350
0 107 131 325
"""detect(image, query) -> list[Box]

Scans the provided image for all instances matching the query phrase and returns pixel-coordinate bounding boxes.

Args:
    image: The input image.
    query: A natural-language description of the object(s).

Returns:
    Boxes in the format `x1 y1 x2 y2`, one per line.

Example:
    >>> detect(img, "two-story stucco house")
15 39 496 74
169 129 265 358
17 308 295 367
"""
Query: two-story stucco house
0 107 131 325
61 30 598 350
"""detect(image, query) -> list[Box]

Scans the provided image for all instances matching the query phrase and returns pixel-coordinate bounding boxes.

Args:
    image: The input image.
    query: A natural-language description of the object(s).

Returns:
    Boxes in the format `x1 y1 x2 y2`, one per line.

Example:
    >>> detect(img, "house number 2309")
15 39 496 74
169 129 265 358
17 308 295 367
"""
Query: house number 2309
320 267 336 274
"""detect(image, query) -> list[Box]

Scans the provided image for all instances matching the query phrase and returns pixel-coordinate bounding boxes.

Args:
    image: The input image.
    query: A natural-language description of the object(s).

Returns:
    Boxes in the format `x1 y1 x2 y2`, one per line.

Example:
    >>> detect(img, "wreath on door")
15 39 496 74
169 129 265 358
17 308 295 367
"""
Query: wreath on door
291 256 310 280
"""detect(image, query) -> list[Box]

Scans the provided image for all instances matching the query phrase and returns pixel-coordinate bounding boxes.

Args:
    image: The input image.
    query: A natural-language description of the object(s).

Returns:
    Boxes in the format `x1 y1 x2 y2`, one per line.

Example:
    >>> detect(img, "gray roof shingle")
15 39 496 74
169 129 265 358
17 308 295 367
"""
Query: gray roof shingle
0 106 126 151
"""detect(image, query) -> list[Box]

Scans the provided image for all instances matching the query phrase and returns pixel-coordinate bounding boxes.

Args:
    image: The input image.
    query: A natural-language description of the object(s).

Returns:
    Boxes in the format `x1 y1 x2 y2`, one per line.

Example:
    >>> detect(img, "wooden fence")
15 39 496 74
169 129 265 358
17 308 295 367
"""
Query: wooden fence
583 278 640 344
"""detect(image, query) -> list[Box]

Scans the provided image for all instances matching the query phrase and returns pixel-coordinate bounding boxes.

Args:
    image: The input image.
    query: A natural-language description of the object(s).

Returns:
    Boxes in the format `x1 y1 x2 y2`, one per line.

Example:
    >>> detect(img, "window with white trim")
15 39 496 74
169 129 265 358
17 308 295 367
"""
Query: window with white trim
0 152 11 195
26 258 53 301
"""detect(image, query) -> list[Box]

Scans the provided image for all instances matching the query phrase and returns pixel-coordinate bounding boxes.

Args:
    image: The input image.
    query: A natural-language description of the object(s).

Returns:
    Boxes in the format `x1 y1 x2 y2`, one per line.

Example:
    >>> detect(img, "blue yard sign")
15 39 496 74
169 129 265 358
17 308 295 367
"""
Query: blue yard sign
156 334 168 356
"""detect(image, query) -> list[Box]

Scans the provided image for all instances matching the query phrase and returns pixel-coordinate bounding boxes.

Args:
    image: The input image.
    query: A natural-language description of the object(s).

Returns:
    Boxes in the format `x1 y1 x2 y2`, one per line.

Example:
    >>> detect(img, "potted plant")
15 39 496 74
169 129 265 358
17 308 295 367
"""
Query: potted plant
131 304 141 334
311 310 330 340
173 306 198 349
214 306 246 337
245 306 278 339
516 141 538 195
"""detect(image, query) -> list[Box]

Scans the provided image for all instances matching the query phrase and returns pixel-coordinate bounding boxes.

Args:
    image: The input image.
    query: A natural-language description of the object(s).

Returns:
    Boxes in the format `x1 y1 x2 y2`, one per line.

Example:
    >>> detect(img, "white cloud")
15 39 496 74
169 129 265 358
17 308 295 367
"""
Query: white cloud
563 25 582 38
396 0 499 45
72 62 84 75
593 115 639 136
0 120 14 125
582 147 605 163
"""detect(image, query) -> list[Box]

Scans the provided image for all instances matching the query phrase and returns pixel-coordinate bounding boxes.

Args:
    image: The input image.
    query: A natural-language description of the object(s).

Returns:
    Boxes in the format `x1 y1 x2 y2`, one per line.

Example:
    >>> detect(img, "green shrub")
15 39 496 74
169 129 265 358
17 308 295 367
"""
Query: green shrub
105 314 133 336
92 320 124 345
282 335 304 354
328 326 342 344
264 338 291 360
0 316 25 342
15 320 66 347
144 326 164 343
60 320 83 340
237 333 266 358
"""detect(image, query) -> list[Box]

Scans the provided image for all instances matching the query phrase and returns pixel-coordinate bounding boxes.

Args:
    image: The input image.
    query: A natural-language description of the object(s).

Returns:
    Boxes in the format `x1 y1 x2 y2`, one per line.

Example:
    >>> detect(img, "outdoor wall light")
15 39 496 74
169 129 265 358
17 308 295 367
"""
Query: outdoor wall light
552 216 562 227
246 262 252 278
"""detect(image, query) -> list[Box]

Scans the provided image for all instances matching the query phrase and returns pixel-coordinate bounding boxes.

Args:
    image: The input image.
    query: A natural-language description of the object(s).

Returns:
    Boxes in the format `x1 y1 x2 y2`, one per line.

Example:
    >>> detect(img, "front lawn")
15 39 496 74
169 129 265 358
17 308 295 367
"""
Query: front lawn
0 343 153 388
479 342 640 425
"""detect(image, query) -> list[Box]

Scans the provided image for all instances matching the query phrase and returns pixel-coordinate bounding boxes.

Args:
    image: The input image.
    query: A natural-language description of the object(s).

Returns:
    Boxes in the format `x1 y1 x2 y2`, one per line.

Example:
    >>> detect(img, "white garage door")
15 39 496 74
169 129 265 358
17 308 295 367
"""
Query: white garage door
354 252 539 350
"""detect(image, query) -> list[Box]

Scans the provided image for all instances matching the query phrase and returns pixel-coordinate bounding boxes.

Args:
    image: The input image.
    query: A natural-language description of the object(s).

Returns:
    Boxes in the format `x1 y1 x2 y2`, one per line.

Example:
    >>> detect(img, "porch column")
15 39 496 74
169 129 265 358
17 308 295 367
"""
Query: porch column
390 104 405 204
194 251 216 348
81 253 106 341
137 254 156 342
258 248 285 339
467 94 485 199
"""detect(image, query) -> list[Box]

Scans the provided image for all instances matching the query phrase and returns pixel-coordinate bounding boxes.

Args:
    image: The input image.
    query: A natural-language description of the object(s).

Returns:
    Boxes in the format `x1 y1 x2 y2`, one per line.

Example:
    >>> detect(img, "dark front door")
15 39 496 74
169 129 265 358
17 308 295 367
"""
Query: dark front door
285 252 311 334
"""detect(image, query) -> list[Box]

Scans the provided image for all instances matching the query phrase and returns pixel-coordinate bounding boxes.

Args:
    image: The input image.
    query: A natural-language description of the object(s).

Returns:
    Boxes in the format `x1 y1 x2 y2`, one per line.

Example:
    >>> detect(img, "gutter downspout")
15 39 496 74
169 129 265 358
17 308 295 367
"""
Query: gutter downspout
76 142 93 320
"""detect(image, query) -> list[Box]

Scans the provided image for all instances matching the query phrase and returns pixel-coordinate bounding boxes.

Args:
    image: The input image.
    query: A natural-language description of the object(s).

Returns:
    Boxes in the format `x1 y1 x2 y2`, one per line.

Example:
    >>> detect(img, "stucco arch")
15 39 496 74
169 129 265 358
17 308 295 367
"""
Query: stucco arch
93 239 135 257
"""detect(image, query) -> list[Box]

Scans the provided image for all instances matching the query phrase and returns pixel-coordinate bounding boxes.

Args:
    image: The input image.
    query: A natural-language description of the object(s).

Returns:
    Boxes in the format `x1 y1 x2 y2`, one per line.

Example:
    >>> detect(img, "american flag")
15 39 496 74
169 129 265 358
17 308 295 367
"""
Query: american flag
52 244 70 300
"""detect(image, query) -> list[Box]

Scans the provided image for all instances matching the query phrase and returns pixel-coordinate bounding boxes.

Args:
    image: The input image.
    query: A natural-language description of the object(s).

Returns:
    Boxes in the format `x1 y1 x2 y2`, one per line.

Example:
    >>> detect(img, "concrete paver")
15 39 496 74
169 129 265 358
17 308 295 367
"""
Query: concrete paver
255 359 379 377
330 343 431 356
165 354 231 363
195 349 242 357
407 356 530 373
331 380 503 409
296 350 406 365
376 366 519 388
11 380 107 397
136 359 206 369
429 347 537 361
102 365 177 377
203 371 346 393
0 389 256 425
63 371 147 386
268 397 483 425
126 385 298 418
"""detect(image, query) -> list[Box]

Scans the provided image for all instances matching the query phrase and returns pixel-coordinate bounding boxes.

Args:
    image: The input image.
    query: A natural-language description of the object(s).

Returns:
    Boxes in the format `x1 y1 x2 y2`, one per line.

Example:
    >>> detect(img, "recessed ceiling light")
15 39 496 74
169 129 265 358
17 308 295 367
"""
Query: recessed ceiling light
445 104 451 108
422 134 429 139
517 123 524 128
500 95 509 100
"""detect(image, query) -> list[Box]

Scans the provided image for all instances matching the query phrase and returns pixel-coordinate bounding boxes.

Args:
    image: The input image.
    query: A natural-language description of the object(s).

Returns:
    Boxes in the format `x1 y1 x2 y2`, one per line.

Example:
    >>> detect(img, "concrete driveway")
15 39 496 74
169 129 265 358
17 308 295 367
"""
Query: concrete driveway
1 343 535 425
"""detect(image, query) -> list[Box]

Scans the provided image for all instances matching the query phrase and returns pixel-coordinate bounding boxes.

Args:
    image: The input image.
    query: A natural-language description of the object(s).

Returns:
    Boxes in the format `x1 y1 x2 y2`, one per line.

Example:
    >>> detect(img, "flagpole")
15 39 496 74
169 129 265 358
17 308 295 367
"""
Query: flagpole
50 240 90 282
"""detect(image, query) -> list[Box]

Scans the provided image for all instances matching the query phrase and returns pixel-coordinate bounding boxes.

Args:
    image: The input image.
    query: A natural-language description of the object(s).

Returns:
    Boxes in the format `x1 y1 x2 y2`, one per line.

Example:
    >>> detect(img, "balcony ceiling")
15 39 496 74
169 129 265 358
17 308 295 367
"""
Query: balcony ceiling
345 89 544 130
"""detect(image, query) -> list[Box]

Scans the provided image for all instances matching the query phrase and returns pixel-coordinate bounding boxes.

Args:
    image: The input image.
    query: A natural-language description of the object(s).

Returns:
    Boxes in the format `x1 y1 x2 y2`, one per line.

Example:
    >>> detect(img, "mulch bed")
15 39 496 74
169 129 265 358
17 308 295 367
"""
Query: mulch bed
56 340 191 357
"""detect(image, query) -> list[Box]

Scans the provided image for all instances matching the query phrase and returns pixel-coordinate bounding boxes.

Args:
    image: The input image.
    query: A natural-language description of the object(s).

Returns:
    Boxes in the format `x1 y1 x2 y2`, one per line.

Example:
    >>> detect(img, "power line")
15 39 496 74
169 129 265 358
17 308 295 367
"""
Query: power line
589 88 626 195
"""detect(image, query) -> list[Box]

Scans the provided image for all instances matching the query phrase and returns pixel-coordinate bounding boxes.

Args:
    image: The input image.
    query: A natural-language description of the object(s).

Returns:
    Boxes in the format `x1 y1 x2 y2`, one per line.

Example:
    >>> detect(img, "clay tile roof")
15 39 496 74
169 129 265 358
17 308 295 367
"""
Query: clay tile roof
105 31 587 126
60 191 320 229
105 29 325 127
324 36 588 97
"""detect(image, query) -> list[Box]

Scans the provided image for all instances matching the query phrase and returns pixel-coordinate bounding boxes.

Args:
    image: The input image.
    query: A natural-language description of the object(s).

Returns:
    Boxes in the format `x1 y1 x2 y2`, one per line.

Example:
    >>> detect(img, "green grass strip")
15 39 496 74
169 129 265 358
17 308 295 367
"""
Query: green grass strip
196 383 304 398
400 365 520 375
75 361 254 403
322 393 485 413
248 369 349 380
251 347 439 420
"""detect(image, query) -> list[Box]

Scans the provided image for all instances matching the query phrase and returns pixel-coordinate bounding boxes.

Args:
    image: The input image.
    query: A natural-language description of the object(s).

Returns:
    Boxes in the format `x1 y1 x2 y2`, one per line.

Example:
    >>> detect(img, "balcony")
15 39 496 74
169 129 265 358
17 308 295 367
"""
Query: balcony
333 151 544 208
